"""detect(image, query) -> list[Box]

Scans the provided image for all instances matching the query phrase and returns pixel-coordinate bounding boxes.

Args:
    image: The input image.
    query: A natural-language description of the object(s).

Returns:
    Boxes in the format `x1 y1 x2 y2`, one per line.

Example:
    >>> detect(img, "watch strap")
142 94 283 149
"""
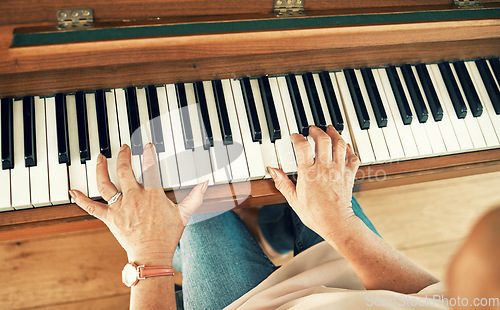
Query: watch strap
138 265 175 280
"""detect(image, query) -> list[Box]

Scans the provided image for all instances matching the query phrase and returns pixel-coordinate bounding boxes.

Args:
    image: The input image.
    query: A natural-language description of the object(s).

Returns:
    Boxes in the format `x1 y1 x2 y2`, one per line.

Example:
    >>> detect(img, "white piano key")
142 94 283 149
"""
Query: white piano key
85 93 101 198
230 79 266 180
156 86 180 189
29 96 51 207
203 81 232 184
328 72 354 148
221 79 250 182
114 89 143 184
0 99 12 211
10 98 32 209
487 59 500 89
370 71 406 159
269 77 297 174
136 87 163 186
396 67 433 156
409 66 447 154
45 97 70 205
105 90 122 190
185 83 214 185
276 76 300 135
66 95 88 201
466 61 500 143
464 61 499 147
295 75 316 157
250 79 279 178
428 64 474 151
375 68 419 158
355 69 391 161
165 84 198 187
136 87 153 145
335 71 376 164
412 66 460 153
449 64 487 149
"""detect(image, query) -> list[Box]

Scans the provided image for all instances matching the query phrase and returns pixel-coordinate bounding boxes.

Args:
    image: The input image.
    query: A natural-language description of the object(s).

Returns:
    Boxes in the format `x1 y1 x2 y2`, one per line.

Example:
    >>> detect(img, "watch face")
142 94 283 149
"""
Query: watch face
122 264 138 287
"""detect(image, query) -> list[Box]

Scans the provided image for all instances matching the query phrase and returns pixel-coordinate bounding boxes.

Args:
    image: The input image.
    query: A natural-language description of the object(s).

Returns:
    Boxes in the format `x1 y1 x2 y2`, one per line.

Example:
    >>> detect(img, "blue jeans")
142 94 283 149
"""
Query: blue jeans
173 196 379 309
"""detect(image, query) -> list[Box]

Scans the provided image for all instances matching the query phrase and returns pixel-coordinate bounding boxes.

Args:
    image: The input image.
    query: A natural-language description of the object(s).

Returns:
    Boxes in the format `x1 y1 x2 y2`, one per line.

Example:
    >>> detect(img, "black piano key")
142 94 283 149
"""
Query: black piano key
240 77 262 142
55 93 70 164
258 76 281 142
175 83 194 150
344 69 370 130
401 65 428 123
95 90 111 158
125 87 143 155
303 73 327 131
194 82 213 149
385 66 413 125
489 58 500 82
1 98 14 170
318 71 344 133
476 59 500 114
361 68 388 128
415 64 443 121
146 85 165 153
438 62 467 119
285 74 309 136
453 61 483 117
75 91 90 163
212 80 233 145
23 96 37 167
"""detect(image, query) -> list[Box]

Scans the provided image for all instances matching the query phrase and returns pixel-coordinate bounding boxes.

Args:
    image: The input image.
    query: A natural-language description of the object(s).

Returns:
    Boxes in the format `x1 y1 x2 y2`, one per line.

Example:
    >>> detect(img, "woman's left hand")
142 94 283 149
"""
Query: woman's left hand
70 143 208 265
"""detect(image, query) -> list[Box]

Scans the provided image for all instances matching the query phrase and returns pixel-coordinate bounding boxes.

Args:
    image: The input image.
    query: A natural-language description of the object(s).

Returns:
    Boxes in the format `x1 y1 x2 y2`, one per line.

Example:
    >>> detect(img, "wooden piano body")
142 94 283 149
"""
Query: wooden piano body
0 0 500 241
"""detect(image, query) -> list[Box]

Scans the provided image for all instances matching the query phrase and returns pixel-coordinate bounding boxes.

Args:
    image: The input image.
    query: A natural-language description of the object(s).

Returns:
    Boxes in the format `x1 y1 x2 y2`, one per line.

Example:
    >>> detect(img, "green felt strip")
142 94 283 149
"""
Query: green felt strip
11 8 500 47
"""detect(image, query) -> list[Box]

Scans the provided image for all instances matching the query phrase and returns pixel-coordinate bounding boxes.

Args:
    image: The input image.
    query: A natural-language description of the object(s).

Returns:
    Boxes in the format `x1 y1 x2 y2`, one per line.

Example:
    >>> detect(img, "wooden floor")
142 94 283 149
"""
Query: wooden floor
2 171 500 309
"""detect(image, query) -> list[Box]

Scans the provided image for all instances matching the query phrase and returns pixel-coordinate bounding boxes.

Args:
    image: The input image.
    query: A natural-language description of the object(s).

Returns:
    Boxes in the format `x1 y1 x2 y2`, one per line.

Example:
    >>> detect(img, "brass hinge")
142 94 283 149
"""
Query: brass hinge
274 0 305 17
454 0 483 9
57 9 94 30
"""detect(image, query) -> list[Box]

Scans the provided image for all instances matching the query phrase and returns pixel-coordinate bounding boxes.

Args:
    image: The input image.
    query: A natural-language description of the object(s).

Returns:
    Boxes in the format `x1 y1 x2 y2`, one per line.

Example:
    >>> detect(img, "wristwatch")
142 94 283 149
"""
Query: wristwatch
122 262 175 287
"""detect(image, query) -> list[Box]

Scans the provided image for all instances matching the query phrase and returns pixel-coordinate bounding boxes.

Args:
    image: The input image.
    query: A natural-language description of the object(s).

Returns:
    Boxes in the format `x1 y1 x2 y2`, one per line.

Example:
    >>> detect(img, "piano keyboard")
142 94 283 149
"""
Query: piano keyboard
1 59 499 211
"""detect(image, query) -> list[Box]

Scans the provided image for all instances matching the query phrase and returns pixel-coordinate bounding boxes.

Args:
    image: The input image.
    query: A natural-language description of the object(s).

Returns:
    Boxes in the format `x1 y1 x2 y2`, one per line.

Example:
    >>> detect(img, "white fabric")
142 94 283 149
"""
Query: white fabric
226 241 448 310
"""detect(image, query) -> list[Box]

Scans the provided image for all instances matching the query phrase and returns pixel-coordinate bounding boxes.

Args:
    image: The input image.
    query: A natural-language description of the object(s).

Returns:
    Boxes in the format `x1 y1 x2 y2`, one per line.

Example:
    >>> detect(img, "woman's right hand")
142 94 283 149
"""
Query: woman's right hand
268 125 360 239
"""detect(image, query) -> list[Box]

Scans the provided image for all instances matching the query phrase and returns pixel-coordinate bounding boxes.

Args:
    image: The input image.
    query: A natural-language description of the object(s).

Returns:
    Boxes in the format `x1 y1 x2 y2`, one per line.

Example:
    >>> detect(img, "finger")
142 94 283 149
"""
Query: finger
116 144 141 192
268 167 297 206
96 153 119 201
346 143 360 171
70 189 108 221
326 125 347 166
142 143 162 190
178 180 209 225
290 133 314 169
309 125 332 164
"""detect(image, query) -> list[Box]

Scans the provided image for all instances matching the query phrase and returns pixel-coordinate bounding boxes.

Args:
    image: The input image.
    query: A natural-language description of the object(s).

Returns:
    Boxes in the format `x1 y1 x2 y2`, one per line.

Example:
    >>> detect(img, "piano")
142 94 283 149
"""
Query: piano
0 0 499 240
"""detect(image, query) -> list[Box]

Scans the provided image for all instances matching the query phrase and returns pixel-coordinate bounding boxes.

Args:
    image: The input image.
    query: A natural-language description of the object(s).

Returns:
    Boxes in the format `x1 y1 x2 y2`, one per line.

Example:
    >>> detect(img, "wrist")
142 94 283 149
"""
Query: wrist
127 251 175 266
322 216 366 248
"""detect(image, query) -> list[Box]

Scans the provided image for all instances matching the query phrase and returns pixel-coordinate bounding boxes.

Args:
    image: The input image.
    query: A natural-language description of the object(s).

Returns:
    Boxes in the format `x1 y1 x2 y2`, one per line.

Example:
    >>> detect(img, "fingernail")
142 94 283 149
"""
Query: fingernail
267 166 277 179
68 190 76 199
201 180 209 194
327 125 334 130
145 142 155 152
120 144 128 151
97 153 105 164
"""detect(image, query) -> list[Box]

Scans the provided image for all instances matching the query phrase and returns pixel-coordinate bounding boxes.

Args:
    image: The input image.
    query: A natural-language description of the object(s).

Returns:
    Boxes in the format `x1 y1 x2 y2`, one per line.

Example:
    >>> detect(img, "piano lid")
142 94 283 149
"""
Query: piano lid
1 0 499 27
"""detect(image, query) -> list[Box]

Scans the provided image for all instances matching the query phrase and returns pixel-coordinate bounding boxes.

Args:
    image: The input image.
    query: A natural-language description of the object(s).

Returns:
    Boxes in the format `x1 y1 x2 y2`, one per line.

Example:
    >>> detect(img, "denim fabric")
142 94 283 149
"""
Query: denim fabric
173 211 278 310
173 196 379 309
